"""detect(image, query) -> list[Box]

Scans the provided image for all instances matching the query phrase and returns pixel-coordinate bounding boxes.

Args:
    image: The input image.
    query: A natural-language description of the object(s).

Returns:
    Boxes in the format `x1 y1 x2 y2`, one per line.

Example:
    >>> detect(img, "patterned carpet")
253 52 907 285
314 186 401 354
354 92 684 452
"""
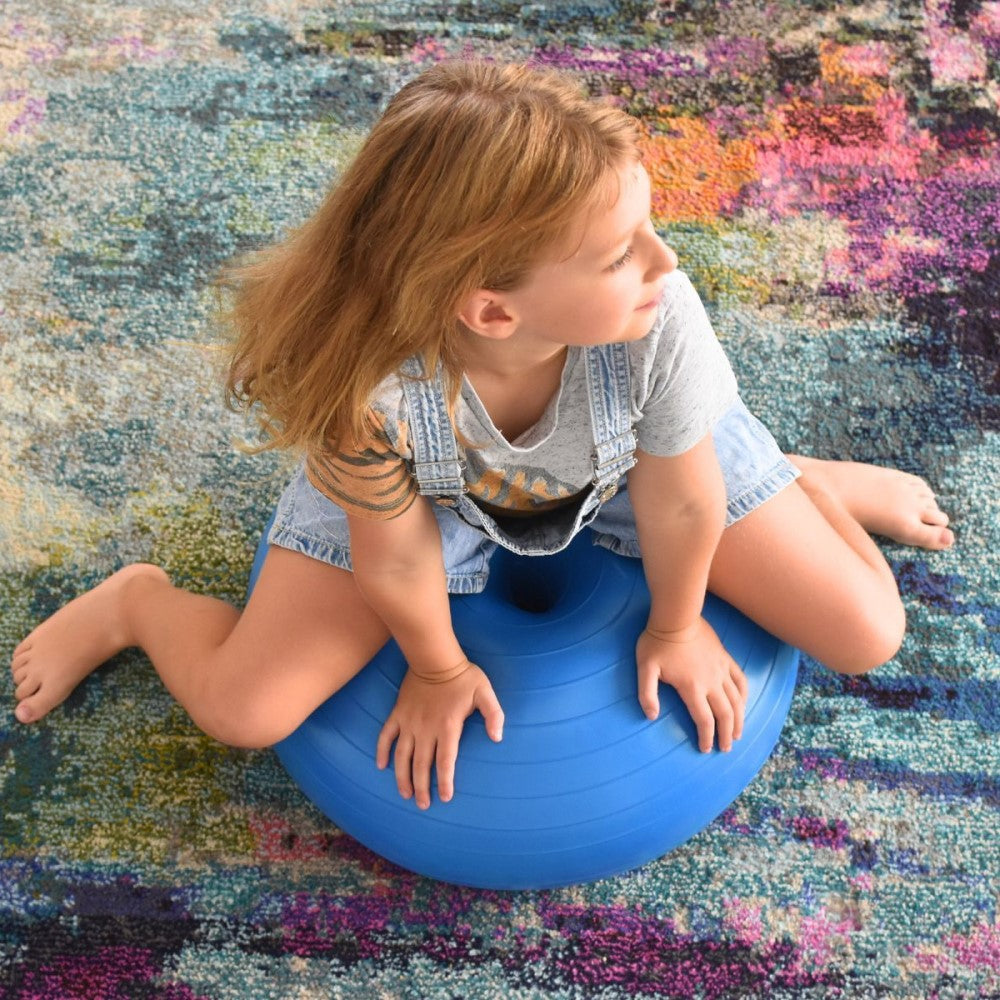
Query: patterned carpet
1 2 998 997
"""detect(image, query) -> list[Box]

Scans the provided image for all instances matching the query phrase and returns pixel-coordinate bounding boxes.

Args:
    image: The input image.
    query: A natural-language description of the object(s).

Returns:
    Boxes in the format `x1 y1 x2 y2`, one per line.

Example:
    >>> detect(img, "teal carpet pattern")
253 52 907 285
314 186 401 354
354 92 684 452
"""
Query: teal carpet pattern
1 2 997 997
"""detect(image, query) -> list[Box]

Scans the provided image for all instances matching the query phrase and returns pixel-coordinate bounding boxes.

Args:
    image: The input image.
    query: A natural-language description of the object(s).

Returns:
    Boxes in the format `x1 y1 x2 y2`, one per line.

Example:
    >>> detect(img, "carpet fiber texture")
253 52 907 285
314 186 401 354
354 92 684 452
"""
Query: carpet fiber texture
1 2 998 998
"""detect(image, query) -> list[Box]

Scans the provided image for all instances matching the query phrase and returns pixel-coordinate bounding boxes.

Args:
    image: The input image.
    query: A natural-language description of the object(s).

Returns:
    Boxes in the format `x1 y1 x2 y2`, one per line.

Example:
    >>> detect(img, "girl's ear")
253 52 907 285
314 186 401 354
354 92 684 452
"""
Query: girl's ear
457 290 519 340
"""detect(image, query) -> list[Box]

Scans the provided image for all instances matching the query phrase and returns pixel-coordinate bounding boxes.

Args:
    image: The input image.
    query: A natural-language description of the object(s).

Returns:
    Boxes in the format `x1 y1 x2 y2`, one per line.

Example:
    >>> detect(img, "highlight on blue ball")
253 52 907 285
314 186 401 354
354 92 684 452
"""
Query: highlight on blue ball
248 518 799 890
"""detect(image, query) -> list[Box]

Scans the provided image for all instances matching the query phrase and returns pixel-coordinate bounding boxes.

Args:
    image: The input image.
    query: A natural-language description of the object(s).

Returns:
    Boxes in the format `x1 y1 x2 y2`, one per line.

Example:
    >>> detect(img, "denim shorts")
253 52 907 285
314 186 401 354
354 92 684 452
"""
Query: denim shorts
268 399 800 594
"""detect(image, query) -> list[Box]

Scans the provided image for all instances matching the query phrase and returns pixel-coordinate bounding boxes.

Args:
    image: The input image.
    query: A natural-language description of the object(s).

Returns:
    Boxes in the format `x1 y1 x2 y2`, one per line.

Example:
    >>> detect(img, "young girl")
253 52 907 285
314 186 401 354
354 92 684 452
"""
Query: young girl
11 61 953 812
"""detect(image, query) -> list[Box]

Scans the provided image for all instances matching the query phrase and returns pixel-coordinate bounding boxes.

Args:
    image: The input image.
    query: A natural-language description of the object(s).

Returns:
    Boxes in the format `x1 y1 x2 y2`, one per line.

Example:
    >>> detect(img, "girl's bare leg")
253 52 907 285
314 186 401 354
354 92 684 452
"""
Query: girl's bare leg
10 548 389 747
786 455 954 550
709 477 907 675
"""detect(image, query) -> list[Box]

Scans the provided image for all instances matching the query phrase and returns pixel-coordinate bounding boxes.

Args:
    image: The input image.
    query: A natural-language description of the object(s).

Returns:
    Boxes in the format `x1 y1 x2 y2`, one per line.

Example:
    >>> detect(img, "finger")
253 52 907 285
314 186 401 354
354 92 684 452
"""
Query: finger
436 728 460 804
376 717 400 770
412 739 436 810
393 733 416 800
688 698 715 754
476 685 505 742
637 665 660 721
724 677 745 741
706 688 735 752
730 662 749 702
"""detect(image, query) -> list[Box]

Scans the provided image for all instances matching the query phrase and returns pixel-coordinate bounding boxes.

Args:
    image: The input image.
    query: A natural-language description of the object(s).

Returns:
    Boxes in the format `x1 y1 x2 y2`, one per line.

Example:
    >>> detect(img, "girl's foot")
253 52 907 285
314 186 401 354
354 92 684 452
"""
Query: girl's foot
10 563 170 724
788 456 954 550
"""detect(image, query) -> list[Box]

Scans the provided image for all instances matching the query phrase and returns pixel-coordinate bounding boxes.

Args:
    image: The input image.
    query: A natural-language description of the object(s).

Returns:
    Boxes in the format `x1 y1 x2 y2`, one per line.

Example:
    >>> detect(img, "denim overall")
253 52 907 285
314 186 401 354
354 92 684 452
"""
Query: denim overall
269 347 798 594
399 343 636 558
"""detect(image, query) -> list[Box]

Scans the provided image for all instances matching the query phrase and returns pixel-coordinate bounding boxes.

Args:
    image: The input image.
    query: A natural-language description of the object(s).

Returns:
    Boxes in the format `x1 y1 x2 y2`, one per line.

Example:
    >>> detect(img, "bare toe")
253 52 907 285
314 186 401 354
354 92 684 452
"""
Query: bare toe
15 675 41 702
927 519 955 549
15 696 44 725
922 505 950 527
910 522 955 550
15 671 70 724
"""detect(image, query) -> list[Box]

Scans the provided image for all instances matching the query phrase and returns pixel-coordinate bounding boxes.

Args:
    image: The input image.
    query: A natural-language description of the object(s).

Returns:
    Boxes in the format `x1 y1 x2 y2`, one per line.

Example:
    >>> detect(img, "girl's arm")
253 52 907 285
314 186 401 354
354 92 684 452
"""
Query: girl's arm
626 436 748 753
347 497 504 809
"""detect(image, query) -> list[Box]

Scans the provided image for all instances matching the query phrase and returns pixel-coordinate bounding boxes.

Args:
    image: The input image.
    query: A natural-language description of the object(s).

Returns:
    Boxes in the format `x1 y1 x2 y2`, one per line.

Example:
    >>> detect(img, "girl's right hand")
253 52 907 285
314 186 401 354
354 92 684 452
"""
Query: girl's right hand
376 660 504 809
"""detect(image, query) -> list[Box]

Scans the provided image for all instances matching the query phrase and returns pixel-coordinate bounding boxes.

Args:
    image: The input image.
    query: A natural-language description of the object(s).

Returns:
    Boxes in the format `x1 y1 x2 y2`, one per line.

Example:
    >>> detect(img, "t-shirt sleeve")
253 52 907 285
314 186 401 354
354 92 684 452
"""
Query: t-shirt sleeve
306 407 418 520
632 269 740 457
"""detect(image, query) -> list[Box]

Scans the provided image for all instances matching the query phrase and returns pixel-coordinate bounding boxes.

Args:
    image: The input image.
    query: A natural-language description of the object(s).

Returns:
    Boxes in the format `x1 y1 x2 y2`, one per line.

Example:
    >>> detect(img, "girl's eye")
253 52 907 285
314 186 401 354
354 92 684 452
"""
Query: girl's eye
608 247 634 272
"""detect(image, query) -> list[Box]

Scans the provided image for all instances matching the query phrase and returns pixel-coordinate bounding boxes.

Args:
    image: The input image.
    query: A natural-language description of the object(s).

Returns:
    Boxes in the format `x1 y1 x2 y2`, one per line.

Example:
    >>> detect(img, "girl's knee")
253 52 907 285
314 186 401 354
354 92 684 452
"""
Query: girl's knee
188 682 303 749
195 707 299 750
201 716 290 750
826 592 906 675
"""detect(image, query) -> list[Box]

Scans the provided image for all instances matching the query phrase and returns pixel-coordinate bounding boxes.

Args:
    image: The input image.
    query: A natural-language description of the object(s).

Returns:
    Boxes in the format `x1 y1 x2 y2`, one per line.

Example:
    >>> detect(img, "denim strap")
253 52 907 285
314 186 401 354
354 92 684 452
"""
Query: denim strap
583 343 638 489
399 356 466 497
401 345 636 500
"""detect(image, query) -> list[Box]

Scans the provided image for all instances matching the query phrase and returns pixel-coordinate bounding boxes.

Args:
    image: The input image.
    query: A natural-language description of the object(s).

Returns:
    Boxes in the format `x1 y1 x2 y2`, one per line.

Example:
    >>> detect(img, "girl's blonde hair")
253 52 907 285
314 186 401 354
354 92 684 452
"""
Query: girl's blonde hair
224 60 640 453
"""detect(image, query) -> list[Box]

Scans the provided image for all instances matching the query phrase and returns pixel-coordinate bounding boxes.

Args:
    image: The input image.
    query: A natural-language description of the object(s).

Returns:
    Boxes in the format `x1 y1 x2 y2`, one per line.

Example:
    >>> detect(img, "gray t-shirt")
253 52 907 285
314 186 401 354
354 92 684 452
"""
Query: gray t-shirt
306 269 739 519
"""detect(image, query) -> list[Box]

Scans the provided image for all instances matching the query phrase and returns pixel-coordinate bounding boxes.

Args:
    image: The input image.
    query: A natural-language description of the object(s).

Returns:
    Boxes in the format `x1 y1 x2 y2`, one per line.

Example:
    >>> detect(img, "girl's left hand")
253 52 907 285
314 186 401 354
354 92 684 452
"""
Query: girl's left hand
635 617 748 753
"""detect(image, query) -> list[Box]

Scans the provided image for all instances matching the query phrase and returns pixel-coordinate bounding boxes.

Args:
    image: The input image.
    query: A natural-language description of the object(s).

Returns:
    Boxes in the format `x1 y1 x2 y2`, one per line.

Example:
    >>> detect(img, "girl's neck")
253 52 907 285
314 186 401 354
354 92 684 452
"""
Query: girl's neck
456 330 568 381
458 336 570 442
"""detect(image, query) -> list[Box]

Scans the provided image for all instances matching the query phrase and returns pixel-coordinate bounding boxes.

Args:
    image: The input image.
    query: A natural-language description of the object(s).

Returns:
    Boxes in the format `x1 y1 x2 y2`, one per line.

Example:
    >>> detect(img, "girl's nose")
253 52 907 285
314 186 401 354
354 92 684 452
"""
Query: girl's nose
645 230 677 281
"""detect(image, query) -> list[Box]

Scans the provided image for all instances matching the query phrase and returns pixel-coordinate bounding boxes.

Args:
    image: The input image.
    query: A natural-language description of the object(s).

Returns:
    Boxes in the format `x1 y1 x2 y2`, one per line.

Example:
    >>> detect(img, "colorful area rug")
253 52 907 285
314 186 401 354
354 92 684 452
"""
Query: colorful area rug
2 2 997 997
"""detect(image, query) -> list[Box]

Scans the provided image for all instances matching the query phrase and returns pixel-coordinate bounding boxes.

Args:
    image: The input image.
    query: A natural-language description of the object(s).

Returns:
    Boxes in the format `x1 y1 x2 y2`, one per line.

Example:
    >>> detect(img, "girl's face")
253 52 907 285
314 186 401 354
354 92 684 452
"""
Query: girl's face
504 160 677 350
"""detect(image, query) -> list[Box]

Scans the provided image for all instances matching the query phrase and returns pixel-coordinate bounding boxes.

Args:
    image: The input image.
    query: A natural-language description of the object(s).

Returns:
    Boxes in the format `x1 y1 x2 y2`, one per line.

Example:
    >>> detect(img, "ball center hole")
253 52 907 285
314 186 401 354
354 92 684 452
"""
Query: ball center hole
504 565 568 614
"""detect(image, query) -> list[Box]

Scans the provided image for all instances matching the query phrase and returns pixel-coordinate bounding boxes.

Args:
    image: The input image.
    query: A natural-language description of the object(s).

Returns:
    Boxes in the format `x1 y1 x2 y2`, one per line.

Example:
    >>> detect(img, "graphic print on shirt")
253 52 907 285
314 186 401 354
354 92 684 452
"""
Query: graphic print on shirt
308 409 583 520
463 449 580 513
306 411 417 519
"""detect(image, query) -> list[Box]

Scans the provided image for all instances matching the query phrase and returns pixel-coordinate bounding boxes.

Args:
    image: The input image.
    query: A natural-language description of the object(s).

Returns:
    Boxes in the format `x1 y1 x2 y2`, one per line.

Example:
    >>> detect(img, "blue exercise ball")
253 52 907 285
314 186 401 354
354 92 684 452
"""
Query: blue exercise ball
248 520 798 890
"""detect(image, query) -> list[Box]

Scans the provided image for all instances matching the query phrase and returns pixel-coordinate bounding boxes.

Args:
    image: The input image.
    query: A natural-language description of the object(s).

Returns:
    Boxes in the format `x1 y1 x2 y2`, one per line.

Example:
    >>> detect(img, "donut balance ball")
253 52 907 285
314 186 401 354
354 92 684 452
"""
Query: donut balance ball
248 523 799 890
